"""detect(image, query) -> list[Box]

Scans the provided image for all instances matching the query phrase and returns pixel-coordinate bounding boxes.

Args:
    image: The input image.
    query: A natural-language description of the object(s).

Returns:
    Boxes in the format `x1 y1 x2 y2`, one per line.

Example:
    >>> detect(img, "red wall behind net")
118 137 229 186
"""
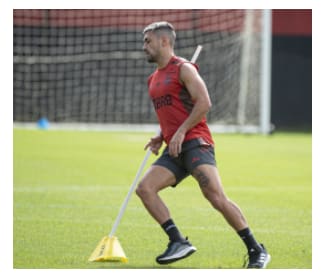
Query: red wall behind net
13 9 312 35
272 9 311 36
13 9 247 32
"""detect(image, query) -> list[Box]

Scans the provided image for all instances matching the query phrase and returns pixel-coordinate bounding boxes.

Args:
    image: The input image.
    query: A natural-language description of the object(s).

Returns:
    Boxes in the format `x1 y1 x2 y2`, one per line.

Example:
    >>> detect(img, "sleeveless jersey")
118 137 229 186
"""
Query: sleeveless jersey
147 56 214 146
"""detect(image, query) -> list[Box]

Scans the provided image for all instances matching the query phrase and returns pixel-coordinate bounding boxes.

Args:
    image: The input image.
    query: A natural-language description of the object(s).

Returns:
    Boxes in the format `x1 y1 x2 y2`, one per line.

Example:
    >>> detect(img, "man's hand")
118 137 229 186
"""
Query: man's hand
144 134 163 155
169 128 185 157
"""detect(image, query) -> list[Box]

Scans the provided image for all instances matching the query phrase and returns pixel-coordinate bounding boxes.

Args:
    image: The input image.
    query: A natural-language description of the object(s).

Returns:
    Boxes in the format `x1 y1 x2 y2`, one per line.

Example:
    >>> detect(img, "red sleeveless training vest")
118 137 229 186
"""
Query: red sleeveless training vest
147 56 214 146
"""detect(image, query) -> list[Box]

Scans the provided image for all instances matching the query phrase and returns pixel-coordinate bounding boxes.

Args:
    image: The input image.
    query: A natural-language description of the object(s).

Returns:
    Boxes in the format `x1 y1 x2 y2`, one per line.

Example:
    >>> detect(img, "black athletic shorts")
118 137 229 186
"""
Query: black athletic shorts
153 138 216 187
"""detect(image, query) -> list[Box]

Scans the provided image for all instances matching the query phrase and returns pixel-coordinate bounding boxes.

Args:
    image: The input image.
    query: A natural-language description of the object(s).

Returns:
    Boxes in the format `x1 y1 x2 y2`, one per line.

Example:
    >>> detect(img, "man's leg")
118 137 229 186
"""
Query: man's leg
136 165 196 264
136 165 185 242
192 164 248 230
192 164 270 268
136 165 176 225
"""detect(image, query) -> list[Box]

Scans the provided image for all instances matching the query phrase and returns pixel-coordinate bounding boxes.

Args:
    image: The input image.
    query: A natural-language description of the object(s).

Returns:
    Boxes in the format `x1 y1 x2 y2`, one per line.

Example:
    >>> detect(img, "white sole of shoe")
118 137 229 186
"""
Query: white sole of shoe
262 254 271 268
158 245 197 262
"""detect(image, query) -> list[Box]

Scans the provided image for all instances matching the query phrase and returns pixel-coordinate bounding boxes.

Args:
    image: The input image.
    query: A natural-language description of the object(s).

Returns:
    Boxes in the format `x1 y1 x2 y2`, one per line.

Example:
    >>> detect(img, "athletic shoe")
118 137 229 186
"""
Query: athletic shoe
245 243 271 268
156 238 197 265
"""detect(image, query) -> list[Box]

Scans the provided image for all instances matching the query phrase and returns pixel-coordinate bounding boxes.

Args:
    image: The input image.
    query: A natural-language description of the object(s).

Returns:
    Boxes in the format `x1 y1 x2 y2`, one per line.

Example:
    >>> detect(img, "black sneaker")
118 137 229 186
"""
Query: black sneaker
156 238 197 265
245 243 271 268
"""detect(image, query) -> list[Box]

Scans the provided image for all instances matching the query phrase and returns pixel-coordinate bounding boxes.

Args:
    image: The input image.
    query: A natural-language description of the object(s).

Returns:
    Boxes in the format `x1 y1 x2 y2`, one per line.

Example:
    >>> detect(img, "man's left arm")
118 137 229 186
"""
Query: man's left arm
168 63 212 157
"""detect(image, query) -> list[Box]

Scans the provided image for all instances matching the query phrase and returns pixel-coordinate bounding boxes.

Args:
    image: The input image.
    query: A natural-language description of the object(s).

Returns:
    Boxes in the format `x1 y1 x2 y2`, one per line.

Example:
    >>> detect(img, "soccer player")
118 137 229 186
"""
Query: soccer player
136 21 270 268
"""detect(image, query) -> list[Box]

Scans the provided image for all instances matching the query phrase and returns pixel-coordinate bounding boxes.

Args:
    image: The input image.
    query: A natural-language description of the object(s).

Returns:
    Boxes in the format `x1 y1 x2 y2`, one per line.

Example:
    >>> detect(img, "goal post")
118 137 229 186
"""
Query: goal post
13 9 272 134
260 9 272 135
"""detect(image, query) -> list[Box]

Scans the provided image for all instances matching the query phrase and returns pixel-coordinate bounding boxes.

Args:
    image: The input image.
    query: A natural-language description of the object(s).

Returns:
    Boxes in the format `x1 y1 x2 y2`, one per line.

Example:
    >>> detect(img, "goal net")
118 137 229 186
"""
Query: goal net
13 9 271 133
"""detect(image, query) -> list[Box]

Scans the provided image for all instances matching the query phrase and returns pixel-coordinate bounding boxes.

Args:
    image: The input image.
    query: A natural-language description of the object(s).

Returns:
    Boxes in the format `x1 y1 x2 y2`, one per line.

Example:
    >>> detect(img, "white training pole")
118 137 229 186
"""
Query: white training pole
109 148 152 237
191 45 203 63
108 45 203 237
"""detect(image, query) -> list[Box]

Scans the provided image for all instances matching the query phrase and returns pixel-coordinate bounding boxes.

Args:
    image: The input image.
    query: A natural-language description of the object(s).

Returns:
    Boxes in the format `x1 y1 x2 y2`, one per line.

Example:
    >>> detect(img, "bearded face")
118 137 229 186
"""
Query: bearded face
143 32 162 63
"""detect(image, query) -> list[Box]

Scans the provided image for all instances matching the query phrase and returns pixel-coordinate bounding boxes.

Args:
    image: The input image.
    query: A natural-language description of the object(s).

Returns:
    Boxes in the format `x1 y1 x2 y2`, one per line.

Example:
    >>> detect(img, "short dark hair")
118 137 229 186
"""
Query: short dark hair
143 21 176 47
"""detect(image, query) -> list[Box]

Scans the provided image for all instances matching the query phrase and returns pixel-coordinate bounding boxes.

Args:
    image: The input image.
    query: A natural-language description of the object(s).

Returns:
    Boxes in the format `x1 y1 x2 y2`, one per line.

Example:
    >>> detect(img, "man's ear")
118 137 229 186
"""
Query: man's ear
160 35 169 47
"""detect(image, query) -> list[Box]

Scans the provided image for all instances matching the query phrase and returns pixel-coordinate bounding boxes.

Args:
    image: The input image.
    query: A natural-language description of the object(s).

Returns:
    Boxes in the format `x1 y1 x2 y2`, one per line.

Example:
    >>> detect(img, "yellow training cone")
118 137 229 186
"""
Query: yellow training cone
88 236 128 263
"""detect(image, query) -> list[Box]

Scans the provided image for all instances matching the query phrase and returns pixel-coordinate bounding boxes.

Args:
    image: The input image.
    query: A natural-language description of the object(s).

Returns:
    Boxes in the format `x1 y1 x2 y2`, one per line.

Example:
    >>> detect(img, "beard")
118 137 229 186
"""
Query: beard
144 50 158 63
146 53 156 63
147 57 156 63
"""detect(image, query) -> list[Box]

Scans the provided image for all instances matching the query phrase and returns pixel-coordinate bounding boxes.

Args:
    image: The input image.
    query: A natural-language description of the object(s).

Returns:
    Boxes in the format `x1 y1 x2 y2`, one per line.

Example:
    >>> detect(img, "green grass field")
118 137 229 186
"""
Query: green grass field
13 129 312 268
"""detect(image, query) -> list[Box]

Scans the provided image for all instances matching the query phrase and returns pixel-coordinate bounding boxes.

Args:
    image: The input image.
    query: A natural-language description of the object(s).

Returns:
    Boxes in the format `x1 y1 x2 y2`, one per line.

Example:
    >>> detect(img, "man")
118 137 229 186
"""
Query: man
136 21 270 268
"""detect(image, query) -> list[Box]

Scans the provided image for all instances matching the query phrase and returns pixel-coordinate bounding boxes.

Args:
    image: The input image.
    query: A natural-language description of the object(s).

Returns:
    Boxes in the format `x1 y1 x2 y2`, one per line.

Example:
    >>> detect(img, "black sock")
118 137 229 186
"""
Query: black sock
237 228 261 252
161 219 185 242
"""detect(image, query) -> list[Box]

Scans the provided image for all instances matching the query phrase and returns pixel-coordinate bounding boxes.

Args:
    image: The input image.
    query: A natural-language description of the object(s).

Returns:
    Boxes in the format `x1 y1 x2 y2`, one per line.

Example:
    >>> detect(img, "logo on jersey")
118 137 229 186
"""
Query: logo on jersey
152 94 172 110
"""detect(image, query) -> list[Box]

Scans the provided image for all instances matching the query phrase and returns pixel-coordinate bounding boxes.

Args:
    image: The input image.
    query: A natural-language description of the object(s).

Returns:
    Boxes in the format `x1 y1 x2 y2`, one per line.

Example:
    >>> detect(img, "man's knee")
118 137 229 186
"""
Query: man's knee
136 177 159 200
136 166 176 200
203 189 228 212
135 180 149 199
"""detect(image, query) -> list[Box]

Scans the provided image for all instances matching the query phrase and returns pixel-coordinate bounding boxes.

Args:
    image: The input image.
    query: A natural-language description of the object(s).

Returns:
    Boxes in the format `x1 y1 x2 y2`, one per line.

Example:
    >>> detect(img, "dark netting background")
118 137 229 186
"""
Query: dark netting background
13 10 262 125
